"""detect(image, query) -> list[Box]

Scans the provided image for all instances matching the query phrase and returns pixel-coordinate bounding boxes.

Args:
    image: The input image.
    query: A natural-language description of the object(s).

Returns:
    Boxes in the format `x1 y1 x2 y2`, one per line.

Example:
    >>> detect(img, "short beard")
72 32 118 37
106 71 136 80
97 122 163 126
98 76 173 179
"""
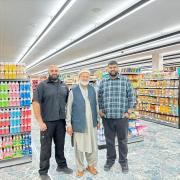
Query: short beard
109 72 118 77
49 75 59 81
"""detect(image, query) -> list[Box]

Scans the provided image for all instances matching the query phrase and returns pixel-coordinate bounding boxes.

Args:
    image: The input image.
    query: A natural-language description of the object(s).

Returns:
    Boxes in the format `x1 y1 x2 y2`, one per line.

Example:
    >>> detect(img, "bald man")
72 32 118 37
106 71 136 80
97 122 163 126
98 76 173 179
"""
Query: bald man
33 65 73 180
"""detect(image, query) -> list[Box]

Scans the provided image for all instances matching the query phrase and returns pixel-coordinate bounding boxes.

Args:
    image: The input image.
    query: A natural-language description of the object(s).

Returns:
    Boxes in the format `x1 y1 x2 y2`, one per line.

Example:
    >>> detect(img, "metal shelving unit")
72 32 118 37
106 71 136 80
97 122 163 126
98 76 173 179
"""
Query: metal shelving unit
0 78 32 168
137 76 180 129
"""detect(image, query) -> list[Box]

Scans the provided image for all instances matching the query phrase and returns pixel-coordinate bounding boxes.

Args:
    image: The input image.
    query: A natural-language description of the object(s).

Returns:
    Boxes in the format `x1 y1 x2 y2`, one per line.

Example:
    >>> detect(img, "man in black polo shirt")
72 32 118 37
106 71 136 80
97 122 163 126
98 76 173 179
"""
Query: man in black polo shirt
33 65 73 180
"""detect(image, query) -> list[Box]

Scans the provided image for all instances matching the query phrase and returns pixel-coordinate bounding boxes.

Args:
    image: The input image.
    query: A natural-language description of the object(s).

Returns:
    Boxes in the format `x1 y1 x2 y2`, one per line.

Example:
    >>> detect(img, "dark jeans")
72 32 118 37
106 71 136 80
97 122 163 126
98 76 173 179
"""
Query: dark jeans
39 120 67 175
102 118 128 166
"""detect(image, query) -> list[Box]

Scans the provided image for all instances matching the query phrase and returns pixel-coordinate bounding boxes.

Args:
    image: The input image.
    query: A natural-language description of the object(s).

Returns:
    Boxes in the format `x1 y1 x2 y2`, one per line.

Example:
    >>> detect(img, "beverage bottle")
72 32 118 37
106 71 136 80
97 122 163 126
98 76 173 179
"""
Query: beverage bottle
0 137 2 149
0 149 3 160
9 136 13 147
2 127 5 135
9 147 13 157
3 148 7 159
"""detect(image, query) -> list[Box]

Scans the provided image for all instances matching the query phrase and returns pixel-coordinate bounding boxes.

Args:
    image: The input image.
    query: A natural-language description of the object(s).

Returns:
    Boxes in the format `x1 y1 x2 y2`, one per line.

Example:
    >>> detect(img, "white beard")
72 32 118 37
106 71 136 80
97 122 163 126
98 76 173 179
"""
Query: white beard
80 80 89 86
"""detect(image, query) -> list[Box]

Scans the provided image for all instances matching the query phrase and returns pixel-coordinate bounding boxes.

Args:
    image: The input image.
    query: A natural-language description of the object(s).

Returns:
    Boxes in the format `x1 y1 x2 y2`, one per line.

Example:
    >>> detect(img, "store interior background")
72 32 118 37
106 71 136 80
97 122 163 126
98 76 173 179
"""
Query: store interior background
0 0 180 179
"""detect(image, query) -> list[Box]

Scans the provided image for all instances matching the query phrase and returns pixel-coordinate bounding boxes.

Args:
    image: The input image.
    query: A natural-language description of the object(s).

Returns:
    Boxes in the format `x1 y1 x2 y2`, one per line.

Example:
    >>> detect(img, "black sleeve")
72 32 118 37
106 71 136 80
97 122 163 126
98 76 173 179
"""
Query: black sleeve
32 82 44 104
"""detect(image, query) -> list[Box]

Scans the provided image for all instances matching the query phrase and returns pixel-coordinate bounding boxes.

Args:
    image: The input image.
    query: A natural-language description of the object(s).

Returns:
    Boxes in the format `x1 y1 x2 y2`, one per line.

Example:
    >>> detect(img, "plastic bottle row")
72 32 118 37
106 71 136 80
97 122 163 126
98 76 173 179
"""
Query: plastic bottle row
0 63 25 72
0 118 31 127
0 134 31 148
0 108 31 119
0 82 30 91
0 145 32 160
0 91 31 99
0 124 31 135
0 98 31 108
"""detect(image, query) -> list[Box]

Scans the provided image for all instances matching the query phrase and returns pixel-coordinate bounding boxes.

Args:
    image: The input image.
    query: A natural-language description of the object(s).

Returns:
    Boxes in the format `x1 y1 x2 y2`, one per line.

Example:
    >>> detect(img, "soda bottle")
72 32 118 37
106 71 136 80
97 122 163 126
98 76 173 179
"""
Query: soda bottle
0 149 3 160
0 137 2 149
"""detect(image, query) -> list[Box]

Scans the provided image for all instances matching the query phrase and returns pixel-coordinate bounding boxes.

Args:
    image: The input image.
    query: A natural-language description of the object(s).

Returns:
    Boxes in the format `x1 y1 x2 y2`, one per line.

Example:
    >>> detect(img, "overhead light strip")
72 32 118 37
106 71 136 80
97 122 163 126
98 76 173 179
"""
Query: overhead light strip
17 0 75 63
31 40 180 75
27 0 154 70
59 38 180 72
59 31 180 69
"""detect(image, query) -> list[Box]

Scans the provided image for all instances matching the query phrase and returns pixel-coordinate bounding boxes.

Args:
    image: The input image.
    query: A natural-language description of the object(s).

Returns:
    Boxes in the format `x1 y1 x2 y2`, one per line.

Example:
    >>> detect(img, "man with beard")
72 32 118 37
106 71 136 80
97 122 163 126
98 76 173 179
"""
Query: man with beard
66 69 100 177
98 61 136 174
33 65 73 180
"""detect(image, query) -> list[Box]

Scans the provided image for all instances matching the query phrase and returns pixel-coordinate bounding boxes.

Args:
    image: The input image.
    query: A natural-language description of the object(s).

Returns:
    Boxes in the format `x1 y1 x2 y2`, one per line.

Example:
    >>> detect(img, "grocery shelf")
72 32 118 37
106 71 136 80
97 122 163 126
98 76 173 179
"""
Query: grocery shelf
138 94 178 98
138 87 179 89
141 116 179 129
138 110 178 117
0 155 32 168
121 72 141 75
0 106 31 109
137 101 178 107
0 79 30 82
142 78 179 81
0 131 31 137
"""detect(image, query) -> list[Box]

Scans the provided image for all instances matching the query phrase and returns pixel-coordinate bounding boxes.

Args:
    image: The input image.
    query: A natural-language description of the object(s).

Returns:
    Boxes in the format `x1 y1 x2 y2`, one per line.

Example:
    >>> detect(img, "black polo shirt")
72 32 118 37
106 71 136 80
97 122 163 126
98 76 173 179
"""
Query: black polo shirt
33 79 69 122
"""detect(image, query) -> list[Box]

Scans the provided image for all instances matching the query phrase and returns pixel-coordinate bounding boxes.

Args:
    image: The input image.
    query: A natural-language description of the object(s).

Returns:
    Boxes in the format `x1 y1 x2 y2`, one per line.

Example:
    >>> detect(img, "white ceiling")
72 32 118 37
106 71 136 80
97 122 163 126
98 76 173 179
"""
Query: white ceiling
0 0 180 75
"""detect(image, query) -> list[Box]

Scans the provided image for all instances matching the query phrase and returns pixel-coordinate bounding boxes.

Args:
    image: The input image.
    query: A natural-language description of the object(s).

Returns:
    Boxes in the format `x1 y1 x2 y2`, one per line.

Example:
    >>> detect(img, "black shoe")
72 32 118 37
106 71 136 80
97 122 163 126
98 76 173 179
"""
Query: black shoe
39 174 51 180
121 164 129 174
104 163 113 171
56 166 73 174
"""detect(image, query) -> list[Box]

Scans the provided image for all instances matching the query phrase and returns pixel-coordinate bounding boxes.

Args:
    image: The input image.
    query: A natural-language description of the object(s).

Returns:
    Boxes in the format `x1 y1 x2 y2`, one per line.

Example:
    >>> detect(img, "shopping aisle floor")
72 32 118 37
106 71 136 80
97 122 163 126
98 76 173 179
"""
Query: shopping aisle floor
0 118 179 180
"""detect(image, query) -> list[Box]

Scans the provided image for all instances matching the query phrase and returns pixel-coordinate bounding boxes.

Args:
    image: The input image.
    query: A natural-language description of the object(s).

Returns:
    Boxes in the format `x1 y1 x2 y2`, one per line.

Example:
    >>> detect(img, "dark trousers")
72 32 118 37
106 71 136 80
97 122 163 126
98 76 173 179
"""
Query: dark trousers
102 118 128 166
39 120 67 175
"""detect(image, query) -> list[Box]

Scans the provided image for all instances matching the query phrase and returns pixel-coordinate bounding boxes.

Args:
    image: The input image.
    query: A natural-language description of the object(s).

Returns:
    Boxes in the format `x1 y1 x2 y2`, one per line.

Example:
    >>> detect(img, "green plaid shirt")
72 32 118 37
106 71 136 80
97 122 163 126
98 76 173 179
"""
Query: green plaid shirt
98 74 136 119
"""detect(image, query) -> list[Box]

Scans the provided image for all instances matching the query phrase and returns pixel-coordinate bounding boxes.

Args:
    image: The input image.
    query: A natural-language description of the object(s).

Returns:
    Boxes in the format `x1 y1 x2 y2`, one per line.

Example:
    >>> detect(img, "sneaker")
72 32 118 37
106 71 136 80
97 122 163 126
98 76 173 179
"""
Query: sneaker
104 163 113 171
56 166 73 174
39 174 51 180
121 164 129 174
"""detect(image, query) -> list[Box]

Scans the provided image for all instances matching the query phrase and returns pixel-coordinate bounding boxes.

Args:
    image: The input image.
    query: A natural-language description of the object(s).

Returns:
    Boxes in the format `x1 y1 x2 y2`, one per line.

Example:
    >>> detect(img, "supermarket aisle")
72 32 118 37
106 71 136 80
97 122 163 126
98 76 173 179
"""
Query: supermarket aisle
0 117 180 180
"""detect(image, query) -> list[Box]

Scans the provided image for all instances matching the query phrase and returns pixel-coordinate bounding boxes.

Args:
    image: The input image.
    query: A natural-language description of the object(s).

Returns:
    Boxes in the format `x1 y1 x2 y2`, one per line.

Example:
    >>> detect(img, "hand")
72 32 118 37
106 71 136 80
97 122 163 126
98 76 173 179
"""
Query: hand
97 123 100 129
39 122 47 131
99 110 105 118
66 126 73 136
128 108 133 114
123 113 129 119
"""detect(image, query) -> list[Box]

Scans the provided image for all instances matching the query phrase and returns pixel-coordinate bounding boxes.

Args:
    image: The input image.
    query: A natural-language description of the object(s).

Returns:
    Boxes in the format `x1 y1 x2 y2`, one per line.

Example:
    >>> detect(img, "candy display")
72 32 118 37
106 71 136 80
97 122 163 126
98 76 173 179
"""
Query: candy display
0 63 27 79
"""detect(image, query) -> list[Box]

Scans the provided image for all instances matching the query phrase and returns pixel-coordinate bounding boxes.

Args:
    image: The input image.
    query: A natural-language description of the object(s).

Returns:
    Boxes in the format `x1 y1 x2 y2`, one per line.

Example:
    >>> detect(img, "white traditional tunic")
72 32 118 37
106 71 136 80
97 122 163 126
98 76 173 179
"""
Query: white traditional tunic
66 85 98 153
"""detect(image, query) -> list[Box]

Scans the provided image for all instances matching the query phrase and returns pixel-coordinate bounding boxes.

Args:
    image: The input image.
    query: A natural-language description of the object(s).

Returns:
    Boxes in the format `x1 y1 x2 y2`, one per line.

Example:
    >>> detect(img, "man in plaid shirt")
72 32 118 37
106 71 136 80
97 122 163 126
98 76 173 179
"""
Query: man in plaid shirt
98 60 136 173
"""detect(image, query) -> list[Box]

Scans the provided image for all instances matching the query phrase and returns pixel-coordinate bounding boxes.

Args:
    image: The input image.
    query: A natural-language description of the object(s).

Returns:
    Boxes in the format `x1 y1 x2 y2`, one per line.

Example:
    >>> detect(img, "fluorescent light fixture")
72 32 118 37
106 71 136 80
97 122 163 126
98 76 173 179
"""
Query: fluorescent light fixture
31 55 152 75
28 32 180 75
27 0 155 70
17 0 76 63
56 34 180 70
162 49 180 56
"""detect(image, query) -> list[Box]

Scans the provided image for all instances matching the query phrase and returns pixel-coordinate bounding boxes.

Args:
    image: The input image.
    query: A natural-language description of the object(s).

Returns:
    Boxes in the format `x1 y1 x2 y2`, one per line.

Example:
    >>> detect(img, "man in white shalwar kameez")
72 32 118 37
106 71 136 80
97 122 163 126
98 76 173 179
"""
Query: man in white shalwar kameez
66 69 100 177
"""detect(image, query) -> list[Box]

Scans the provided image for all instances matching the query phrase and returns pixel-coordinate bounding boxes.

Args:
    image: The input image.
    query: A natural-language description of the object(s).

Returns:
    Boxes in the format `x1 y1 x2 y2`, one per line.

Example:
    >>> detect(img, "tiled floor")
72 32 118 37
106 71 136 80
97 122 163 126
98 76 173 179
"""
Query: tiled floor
0 118 180 180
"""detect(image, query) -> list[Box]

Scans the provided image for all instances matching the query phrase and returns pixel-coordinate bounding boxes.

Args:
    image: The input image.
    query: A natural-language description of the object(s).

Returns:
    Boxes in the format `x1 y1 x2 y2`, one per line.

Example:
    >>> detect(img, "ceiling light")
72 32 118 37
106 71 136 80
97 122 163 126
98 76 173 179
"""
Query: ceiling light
27 0 155 70
16 0 76 64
